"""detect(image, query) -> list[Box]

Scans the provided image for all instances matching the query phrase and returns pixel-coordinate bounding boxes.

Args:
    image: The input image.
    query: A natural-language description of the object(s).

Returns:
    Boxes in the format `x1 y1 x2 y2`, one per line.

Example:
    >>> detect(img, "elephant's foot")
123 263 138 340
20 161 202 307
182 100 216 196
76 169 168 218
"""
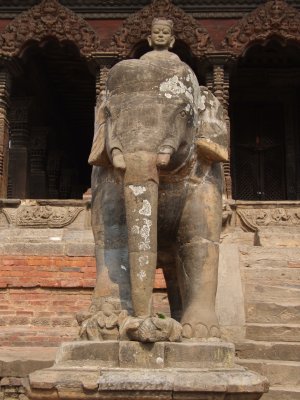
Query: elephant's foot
181 307 221 340
119 315 182 343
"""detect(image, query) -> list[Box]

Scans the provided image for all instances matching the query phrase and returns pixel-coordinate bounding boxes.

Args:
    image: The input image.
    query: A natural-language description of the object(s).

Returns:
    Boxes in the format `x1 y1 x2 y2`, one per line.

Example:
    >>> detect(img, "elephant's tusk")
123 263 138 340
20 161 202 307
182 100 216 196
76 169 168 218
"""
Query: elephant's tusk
196 138 228 163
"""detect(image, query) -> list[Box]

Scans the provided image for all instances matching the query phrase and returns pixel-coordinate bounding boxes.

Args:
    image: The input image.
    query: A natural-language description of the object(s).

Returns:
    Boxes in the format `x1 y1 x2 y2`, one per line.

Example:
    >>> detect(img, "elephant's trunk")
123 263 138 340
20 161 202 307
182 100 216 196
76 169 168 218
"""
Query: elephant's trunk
123 152 158 318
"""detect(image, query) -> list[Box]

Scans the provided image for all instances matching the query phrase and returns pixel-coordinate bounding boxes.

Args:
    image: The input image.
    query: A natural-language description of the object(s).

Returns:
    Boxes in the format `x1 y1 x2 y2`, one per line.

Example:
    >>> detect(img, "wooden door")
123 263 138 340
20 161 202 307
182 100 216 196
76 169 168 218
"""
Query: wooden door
232 102 286 200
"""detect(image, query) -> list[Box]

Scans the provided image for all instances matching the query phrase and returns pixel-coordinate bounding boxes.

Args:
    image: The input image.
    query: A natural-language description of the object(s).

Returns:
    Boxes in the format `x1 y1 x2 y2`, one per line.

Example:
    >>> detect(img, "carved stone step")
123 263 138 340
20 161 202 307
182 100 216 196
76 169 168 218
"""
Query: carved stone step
261 386 300 400
244 267 300 285
245 302 300 324
235 340 300 361
246 323 300 342
245 283 300 303
236 359 300 386
239 246 300 269
257 232 300 248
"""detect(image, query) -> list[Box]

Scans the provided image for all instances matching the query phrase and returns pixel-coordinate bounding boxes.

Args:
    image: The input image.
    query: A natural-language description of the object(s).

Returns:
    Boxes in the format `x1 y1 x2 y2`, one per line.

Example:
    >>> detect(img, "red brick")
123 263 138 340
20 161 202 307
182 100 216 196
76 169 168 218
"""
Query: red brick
81 279 96 287
288 262 300 268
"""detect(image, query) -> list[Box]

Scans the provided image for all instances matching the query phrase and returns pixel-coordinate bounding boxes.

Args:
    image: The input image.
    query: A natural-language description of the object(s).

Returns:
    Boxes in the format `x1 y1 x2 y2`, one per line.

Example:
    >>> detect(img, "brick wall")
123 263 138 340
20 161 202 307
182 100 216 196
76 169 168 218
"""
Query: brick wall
0 254 168 346
0 256 97 289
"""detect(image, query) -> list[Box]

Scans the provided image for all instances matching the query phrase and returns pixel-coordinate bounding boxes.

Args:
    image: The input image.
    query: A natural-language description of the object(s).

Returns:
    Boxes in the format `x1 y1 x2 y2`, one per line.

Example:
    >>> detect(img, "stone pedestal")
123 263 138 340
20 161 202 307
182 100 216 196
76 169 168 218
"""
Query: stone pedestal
26 341 268 400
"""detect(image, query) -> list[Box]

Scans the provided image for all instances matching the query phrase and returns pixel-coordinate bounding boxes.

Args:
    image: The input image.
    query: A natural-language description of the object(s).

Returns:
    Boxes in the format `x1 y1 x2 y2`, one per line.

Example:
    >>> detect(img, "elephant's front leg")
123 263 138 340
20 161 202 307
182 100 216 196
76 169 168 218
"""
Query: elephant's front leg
91 168 131 309
124 180 158 318
177 162 223 339
78 167 132 340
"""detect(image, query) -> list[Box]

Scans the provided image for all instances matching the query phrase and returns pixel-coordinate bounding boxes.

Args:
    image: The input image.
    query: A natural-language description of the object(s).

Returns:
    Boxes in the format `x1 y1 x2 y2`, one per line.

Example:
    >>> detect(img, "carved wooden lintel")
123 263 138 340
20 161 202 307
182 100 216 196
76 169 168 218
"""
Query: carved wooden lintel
0 0 102 58
223 0 300 56
108 0 214 58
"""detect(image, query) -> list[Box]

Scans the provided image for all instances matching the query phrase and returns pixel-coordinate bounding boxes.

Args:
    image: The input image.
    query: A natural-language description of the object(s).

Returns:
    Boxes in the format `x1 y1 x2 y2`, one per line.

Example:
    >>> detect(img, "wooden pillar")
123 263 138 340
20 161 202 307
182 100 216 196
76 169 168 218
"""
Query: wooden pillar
97 64 111 106
92 52 117 105
8 97 31 199
205 55 233 199
0 70 11 198
29 126 49 199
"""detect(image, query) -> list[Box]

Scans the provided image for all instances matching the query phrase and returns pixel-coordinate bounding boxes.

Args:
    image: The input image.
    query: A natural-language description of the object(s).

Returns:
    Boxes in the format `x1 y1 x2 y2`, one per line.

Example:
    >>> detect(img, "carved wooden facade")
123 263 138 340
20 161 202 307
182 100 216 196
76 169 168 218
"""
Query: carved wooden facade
0 0 299 199
223 0 300 56
108 0 214 57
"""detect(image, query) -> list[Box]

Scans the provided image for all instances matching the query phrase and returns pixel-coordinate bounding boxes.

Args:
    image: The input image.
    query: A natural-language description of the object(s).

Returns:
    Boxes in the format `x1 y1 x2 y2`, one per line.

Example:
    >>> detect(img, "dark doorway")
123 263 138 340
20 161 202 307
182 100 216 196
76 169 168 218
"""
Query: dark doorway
8 39 95 199
230 40 300 200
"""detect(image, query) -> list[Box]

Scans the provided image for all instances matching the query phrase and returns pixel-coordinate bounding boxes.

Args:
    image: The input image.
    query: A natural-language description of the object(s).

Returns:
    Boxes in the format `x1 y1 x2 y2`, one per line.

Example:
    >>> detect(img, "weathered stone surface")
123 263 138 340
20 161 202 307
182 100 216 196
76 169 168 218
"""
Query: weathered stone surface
244 267 300 286
221 230 255 246
119 316 182 343
29 369 100 390
25 341 268 399
216 243 246 341
164 341 234 368
246 302 300 324
246 323 300 342
262 386 300 400
244 284 300 304
55 341 119 365
236 340 300 362
257 232 300 248
172 368 267 393
237 359 300 386
0 242 65 256
220 326 246 343
119 341 165 368
0 347 56 377
28 365 268 400
53 341 236 369
65 242 95 257
239 246 300 269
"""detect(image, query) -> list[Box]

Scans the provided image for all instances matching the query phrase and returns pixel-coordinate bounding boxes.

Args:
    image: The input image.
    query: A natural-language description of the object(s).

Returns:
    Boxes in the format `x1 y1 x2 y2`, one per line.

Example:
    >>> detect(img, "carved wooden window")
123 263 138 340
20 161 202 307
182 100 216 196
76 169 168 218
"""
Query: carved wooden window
232 102 286 200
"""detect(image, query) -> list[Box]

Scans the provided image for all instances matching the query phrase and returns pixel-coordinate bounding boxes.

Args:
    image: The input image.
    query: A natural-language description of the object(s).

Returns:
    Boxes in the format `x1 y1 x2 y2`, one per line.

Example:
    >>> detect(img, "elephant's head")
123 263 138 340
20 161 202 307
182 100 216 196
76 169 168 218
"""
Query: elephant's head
105 56 200 172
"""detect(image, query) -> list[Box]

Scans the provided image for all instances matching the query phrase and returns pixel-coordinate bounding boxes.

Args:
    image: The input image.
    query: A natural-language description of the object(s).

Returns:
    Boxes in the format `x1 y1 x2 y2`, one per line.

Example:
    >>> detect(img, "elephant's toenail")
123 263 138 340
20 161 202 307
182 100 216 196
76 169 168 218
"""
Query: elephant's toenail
210 326 221 337
194 323 209 338
182 323 193 338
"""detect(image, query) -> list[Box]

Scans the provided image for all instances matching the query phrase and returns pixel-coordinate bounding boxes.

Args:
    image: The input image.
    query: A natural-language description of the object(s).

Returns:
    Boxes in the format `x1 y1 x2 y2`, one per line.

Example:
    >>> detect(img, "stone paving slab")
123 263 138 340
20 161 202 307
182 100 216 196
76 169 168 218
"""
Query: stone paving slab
27 366 268 400
0 347 56 377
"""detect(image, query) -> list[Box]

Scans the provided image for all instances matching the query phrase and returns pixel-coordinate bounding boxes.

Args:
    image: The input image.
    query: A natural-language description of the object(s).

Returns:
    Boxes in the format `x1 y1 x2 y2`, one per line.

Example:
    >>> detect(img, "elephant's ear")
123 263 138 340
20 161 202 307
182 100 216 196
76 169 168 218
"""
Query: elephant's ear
195 87 229 163
88 101 110 167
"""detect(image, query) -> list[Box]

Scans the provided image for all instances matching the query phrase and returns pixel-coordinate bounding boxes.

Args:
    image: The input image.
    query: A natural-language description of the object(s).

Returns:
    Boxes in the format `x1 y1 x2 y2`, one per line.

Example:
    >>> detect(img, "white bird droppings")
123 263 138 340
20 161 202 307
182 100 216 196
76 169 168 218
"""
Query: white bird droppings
129 185 146 196
137 270 147 281
138 255 149 267
139 200 151 216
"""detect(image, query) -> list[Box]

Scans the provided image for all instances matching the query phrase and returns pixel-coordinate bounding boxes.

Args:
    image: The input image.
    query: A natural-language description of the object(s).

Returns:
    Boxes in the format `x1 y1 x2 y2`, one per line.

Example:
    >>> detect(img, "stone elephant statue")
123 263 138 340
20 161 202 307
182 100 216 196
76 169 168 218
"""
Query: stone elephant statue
80 47 228 342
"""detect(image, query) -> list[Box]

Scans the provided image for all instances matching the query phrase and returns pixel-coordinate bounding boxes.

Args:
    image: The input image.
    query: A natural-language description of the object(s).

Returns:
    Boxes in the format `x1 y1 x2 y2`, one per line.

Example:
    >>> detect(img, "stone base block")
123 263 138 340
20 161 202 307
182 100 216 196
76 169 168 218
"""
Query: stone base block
26 341 269 400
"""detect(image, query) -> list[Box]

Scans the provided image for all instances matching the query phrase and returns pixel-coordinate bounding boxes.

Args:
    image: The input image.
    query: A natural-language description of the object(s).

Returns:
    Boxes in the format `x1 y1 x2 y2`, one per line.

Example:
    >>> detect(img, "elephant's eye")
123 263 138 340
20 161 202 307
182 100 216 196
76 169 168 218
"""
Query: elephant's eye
180 110 187 118
104 107 111 118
